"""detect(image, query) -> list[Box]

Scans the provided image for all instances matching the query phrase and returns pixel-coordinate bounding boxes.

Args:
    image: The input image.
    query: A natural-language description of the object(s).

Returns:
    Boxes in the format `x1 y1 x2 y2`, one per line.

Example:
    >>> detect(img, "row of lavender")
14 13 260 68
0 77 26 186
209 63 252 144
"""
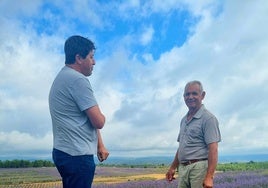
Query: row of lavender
92 171 268 188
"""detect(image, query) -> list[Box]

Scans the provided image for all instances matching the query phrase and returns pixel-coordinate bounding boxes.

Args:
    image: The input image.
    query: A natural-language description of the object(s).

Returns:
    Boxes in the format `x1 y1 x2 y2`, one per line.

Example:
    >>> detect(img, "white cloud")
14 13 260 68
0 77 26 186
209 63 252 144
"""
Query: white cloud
98 0 268 157
140 26 154 46
0 0 42 18
219 113 268 155
0 0 268 159
0 131 52 153
0 13 63 137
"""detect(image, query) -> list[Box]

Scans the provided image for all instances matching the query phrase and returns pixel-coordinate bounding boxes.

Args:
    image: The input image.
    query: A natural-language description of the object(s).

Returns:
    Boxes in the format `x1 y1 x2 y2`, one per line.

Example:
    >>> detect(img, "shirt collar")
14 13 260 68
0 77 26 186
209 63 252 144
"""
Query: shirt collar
192 104 205 119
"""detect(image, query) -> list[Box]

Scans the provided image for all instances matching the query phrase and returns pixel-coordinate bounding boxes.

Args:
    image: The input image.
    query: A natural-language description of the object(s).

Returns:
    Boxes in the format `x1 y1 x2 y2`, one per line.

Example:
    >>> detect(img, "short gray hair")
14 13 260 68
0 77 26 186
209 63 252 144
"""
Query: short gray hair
184 80 204 93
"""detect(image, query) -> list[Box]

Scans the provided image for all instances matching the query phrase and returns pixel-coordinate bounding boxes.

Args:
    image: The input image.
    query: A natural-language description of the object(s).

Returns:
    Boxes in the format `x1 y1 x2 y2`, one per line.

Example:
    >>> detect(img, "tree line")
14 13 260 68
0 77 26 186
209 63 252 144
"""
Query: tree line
217 161 268 171
0 159 54 168
1 159 268 170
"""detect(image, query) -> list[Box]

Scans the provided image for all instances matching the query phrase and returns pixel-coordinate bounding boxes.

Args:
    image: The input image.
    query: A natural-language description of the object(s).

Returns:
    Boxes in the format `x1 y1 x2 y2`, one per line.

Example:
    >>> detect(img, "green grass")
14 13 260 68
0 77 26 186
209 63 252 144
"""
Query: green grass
0 168 60 185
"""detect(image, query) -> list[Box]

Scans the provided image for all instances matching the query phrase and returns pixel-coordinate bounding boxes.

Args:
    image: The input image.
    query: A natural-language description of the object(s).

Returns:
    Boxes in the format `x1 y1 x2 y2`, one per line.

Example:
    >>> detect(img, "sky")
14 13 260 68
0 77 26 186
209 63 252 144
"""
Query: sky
0 0 268 160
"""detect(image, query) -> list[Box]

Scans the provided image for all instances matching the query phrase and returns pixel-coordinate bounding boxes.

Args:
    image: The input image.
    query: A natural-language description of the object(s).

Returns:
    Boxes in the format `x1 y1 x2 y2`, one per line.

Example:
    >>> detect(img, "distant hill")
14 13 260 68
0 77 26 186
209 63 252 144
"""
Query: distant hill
219 154 268 163
97 156 174 166
1 154 267 165
97 154 268 166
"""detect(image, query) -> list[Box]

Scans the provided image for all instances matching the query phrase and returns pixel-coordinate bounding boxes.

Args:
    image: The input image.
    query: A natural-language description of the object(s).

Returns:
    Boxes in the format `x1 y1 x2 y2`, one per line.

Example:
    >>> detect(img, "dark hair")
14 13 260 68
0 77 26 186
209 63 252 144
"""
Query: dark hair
64 35 96 64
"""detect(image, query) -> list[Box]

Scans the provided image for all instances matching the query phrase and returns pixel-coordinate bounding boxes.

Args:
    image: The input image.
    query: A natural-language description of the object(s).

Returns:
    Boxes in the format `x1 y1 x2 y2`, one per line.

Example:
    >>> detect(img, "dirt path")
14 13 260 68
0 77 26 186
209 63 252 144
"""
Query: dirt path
94 173 165 184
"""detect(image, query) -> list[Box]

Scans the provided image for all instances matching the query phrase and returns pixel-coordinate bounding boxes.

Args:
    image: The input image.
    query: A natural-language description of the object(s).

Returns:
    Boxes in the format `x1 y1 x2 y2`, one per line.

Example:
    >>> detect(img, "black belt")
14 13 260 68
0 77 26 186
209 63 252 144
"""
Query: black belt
181 158 207 166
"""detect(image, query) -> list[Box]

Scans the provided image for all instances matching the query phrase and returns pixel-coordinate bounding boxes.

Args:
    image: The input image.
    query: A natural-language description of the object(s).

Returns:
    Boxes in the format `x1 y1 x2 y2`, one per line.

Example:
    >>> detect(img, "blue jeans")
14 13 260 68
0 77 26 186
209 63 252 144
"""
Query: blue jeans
52 148 96 188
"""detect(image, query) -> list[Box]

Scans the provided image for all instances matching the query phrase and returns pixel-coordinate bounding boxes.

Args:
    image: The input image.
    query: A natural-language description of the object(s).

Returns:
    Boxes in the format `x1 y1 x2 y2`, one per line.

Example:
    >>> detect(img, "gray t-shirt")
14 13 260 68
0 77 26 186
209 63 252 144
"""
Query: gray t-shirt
49 66 98 156
177 105 221 163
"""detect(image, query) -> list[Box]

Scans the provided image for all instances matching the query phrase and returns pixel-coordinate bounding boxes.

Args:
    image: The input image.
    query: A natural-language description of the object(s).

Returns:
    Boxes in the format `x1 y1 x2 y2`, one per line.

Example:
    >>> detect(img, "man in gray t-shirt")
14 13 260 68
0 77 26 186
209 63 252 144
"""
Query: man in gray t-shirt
49 35 109 188
49 66 98 156
166 80 221 188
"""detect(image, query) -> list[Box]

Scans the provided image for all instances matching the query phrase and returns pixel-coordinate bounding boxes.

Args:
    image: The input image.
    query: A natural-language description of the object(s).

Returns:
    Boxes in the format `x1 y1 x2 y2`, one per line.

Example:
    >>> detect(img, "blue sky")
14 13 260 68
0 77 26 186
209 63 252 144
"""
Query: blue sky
0 0 268 159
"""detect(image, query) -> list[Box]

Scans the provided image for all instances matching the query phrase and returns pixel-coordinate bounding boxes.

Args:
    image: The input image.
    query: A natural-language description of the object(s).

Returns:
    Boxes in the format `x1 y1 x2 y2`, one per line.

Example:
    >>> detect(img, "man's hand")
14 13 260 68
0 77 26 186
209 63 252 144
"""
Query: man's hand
97 146 109 162
166 168 176 182
203 176 213 188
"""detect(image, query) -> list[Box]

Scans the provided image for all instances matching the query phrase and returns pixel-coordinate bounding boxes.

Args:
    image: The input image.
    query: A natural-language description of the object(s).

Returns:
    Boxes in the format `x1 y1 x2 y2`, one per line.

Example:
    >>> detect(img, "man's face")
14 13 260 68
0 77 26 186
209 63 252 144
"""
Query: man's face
183 83 205 110
80 50 95 76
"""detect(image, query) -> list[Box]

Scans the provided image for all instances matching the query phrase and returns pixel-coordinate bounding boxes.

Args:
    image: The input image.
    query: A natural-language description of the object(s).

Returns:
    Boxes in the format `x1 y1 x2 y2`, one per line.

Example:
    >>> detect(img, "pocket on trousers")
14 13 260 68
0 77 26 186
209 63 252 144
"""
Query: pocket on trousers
75 155 95 174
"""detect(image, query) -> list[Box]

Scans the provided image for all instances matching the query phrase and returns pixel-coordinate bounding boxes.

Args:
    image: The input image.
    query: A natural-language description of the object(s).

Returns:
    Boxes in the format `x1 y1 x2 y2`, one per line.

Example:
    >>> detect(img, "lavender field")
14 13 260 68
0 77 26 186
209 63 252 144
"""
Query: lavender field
0 166 268 188
92 167 268 188
94 171 268 188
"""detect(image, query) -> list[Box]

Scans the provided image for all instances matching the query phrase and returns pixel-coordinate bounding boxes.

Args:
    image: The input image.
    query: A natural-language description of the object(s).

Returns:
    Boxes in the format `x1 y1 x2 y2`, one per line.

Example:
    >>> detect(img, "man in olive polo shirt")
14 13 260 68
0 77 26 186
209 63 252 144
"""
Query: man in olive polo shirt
166 80 221 188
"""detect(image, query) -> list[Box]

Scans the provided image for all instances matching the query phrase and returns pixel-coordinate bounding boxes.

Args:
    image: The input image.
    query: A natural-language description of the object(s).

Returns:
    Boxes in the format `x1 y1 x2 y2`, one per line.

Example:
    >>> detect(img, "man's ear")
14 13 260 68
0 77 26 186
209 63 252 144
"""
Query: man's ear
75 54 82 65
202 91 206 99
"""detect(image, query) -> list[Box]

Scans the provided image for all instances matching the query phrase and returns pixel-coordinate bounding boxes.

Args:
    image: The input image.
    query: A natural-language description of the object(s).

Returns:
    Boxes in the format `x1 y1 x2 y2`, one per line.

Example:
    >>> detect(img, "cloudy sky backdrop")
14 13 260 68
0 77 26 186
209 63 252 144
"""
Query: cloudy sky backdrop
0 0 268 159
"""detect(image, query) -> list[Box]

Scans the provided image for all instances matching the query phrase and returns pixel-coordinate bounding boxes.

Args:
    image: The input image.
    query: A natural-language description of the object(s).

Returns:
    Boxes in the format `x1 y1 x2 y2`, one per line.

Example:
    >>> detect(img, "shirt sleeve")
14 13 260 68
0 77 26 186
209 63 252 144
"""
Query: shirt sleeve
70 77 98 111
203 116 221 144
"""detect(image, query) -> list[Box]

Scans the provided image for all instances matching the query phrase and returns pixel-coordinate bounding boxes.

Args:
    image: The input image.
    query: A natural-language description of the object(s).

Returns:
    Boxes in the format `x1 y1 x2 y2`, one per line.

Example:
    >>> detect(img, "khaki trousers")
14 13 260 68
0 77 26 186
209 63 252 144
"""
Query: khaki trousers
178 160 208 188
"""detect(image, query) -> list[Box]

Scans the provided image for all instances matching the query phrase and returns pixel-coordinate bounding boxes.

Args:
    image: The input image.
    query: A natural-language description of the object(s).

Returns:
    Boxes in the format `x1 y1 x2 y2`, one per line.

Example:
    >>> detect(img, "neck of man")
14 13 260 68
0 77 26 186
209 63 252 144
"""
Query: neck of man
66 64 81 73
187 105 202 120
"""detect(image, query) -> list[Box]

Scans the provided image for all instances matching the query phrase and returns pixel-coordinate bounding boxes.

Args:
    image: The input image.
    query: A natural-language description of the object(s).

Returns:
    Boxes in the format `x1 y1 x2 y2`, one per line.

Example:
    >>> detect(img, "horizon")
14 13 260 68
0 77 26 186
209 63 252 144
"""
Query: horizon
1 153 268 164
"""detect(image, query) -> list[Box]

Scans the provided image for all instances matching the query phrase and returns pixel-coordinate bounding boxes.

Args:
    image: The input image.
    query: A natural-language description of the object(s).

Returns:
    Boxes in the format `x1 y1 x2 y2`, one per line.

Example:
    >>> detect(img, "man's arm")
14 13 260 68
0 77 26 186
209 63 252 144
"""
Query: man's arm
97 130 109 162
203 142 218 188
166 149 179 182
85 105 109 161
85 105 105 129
